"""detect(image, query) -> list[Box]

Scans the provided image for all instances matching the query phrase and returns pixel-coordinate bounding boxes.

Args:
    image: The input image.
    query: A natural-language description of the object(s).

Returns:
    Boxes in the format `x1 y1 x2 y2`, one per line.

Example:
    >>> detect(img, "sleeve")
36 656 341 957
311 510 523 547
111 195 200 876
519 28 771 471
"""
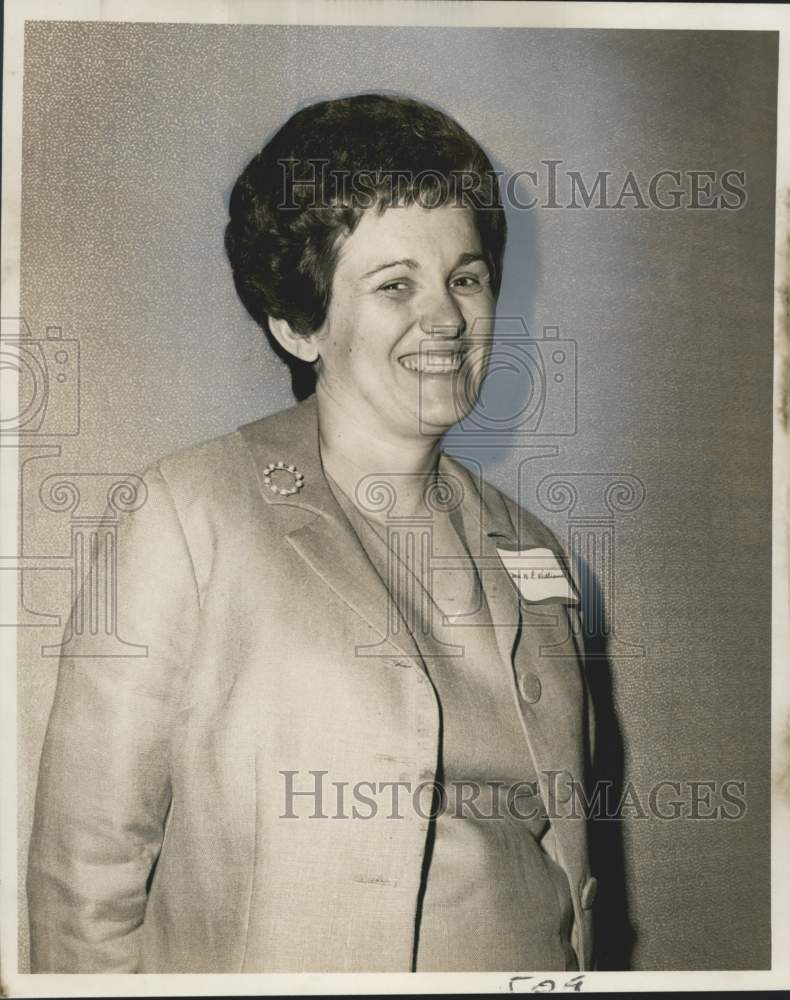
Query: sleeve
26 464 200 972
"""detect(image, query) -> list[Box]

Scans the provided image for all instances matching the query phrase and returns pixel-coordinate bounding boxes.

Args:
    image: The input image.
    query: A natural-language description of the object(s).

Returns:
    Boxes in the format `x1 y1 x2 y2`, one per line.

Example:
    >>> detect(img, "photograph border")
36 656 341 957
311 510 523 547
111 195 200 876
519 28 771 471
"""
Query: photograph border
2 1 788 995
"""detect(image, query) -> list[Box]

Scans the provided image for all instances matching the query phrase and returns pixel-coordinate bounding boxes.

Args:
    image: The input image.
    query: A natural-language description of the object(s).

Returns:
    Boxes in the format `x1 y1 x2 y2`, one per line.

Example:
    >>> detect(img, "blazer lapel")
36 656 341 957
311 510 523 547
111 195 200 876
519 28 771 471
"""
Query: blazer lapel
238 396 421 664
441 453 583 668
439 453 522 673
240 407 581 695
442 454 587 845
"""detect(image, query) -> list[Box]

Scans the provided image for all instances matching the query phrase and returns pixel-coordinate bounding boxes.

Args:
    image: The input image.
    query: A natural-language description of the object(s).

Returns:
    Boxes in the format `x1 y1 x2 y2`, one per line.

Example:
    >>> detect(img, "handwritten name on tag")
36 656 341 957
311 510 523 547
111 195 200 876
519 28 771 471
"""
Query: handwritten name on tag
495 546 579 603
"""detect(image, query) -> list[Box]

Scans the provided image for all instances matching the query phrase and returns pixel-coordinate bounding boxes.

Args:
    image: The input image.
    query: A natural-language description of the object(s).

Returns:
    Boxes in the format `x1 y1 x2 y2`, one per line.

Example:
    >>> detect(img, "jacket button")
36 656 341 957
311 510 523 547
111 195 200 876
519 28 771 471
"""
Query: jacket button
518 672 542 704
580 875 598 910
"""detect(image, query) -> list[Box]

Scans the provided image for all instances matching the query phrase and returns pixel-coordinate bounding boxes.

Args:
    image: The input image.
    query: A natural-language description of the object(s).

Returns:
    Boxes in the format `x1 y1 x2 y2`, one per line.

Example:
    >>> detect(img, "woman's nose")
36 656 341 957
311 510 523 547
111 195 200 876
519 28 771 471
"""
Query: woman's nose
418 289 467 338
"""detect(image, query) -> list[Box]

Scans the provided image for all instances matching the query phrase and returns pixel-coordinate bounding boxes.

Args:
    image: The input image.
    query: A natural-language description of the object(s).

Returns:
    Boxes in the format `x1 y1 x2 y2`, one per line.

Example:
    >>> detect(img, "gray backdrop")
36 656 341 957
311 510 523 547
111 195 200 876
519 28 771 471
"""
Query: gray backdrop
16 23 776 971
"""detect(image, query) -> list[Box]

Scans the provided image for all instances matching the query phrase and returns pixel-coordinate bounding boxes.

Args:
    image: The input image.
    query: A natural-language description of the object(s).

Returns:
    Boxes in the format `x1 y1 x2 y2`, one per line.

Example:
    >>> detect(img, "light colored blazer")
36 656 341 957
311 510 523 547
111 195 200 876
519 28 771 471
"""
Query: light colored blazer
27 394 597 973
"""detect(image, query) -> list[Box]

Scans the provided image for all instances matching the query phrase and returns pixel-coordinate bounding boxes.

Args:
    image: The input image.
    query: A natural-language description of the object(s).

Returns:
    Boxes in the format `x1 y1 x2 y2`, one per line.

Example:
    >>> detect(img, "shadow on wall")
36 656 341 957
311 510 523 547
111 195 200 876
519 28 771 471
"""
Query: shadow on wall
578 555 637 970
444 159 544 470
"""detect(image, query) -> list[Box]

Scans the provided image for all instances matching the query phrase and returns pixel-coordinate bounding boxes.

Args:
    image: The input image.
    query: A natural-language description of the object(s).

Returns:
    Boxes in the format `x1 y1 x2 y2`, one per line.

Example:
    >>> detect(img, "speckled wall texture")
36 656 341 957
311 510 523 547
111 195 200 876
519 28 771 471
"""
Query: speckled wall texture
17 23 776 971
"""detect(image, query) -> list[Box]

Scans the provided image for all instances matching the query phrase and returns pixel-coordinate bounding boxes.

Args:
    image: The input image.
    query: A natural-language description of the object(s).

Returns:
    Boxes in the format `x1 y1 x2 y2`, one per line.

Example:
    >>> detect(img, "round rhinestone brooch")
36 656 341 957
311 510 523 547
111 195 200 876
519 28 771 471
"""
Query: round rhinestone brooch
262 461 305 496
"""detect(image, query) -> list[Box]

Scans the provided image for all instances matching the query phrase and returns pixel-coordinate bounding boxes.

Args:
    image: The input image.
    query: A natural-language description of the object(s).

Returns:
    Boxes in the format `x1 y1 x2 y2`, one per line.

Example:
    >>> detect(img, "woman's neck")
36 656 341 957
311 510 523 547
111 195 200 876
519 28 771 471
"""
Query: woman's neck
316 392 443 523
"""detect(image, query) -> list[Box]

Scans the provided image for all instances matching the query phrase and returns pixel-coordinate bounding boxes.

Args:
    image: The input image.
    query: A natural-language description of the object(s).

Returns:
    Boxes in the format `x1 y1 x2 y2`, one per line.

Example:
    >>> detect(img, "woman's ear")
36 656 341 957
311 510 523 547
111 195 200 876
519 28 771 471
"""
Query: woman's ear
267 317 320 364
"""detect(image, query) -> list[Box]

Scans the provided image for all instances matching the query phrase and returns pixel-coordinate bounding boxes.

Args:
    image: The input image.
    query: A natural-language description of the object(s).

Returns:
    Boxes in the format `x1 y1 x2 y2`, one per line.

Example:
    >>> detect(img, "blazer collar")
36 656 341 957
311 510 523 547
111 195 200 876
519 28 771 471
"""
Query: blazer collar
238 394 337 519
239 395 421 663
440 453 525 672
239 394 523 538
237 395 553 671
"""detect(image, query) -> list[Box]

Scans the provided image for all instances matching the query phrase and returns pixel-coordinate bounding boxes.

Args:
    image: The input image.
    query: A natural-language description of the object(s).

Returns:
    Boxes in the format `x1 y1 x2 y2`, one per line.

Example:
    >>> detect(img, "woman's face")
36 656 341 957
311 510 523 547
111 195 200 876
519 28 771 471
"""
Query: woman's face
309 202 496 441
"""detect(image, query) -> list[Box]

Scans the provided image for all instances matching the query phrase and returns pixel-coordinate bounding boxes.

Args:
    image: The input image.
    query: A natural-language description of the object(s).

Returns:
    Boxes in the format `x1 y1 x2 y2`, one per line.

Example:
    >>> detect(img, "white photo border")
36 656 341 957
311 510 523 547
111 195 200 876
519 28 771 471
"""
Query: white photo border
2 1 787 995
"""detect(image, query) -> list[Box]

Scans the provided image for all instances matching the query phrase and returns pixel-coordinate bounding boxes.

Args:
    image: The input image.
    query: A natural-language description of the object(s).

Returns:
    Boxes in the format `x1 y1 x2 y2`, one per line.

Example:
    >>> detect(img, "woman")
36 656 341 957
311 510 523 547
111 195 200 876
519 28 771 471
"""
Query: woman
27 93 596 974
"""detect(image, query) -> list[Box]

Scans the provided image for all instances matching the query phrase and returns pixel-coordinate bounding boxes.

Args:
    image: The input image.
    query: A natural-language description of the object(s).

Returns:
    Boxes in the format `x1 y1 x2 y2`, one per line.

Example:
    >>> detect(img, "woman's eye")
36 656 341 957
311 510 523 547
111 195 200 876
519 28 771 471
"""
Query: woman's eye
379 279 411 294
450 273 485 292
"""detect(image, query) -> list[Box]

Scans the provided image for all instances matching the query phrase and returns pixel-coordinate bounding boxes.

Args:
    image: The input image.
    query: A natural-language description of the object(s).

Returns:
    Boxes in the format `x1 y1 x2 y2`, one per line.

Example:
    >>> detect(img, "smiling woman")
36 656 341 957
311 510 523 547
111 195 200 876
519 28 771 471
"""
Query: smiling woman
272 204 495 453
27 93 596 974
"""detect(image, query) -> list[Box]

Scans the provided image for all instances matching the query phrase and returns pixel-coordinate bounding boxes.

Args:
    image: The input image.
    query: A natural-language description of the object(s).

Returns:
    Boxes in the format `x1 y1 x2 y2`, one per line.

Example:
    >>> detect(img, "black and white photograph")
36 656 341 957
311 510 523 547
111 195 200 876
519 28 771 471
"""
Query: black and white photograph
1 1 788 994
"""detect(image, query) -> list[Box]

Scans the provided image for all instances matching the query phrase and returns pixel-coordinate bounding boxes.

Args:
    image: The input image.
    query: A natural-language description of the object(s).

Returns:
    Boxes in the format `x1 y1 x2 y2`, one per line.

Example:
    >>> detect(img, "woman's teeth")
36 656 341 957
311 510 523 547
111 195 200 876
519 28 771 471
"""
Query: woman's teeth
399 352 463 374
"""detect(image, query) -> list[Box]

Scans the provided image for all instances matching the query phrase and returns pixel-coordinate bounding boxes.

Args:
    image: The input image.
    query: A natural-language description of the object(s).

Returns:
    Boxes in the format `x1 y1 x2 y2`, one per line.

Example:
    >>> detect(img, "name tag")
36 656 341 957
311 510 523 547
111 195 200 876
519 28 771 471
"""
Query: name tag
495 546 579 603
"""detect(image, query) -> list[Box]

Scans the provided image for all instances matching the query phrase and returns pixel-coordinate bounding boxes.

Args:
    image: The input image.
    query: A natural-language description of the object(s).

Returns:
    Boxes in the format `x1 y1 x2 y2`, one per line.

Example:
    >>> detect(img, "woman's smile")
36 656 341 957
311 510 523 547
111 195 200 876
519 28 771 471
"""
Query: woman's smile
397 349 465 374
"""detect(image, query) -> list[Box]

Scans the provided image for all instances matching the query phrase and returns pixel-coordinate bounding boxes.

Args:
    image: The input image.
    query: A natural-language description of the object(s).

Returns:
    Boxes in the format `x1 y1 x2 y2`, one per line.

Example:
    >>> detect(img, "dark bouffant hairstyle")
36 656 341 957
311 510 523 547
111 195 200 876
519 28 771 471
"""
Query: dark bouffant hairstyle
224 93 507 400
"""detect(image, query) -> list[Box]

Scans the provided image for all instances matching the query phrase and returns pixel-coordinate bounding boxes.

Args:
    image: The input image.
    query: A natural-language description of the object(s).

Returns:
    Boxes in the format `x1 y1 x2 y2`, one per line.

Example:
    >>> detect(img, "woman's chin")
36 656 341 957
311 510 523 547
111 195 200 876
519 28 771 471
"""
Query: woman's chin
415 396 474 435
